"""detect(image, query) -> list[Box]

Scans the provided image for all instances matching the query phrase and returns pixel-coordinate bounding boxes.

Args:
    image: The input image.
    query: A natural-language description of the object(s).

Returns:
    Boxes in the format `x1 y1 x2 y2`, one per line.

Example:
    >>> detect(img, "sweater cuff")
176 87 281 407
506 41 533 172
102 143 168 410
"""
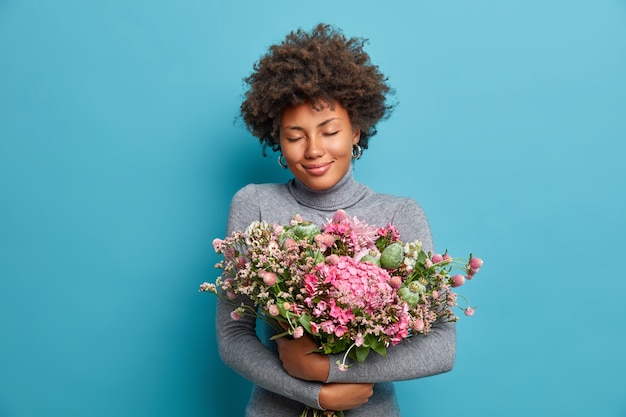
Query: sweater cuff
282 379 325 410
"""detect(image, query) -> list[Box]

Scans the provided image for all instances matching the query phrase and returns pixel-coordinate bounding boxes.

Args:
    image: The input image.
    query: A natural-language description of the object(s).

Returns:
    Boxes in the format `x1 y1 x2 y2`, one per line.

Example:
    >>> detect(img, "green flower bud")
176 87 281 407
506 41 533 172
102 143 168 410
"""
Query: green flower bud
360 254 381 266
380 242 404 269
399 286 420 306
291 223 320 240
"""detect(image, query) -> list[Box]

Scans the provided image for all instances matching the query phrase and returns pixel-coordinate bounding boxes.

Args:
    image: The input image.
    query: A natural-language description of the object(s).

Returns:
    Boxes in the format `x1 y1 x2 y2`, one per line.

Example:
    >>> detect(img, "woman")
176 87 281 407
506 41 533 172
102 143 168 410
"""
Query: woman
216 23 455 416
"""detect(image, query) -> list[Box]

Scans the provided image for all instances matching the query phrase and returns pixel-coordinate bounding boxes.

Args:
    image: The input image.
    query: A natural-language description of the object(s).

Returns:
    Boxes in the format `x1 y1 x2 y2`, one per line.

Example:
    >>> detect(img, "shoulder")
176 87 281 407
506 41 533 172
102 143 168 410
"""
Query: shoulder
231 182 290 205
362 191 427 219
227 182 292 234
364 191 433 251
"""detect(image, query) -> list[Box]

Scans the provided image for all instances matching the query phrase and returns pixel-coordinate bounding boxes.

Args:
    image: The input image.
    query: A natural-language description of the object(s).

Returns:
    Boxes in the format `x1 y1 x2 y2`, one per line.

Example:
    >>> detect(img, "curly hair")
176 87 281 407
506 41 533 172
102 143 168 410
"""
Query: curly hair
240 23 394 154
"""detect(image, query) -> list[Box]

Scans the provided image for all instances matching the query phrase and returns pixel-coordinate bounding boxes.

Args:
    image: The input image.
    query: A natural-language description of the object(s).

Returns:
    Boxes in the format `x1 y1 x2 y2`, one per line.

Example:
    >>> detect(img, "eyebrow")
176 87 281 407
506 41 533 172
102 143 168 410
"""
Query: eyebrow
283 117 341 131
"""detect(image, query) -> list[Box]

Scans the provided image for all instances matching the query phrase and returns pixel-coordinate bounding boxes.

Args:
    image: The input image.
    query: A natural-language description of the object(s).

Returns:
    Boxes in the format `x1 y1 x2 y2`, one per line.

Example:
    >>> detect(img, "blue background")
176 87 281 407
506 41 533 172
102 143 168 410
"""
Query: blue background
1 1 625 416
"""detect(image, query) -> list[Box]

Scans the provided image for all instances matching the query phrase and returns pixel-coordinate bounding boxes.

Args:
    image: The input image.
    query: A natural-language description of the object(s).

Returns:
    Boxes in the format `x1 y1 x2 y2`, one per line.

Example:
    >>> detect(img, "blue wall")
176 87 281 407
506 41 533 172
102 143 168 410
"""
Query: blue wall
1 1 625 416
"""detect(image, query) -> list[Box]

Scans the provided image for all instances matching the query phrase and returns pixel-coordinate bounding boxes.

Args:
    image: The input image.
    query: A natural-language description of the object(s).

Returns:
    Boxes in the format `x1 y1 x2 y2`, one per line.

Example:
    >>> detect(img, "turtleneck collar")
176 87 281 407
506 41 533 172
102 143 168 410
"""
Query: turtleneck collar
287 165 370 211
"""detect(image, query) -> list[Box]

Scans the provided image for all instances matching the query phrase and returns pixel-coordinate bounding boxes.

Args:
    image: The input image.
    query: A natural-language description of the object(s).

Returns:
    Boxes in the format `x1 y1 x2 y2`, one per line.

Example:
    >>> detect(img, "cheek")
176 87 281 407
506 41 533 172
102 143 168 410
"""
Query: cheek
280 142 301 162
331 139 354 156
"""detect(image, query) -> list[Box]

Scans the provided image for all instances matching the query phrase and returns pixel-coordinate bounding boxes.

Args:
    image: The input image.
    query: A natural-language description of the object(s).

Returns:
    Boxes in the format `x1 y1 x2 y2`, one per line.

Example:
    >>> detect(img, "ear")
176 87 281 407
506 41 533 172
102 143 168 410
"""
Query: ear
352 128 361 145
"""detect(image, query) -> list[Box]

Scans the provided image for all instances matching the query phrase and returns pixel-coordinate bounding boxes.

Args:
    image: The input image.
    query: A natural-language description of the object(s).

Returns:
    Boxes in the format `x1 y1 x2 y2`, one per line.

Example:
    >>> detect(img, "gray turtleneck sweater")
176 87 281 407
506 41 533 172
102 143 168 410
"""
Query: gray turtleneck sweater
216 167 456 417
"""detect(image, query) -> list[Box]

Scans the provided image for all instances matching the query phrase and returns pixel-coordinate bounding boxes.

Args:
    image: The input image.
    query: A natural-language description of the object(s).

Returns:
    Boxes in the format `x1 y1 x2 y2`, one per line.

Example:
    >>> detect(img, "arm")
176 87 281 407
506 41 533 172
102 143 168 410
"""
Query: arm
216 185 323 409
275 320 455 384
274 335 374 410
328 198 456 383
276 198 456 384
326 321 455 383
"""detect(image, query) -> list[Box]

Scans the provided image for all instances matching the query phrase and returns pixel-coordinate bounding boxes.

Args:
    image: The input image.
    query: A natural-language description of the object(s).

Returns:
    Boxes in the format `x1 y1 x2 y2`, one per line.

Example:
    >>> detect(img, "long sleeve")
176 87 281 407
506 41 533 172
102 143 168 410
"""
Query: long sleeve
214 177 457 413
215 185 324 409
326 321 455 383
326 198 456 383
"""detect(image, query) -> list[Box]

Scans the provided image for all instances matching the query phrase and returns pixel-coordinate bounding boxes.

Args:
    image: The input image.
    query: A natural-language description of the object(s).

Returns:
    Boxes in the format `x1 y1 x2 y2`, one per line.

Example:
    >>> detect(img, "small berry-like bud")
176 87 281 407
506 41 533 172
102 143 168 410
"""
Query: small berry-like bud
293 326 304 338
389 276 403 289
451 274 465 287
413 319 425 332
431 254 443 263
469 257 483 270
268 304 280 316
262 271 277 286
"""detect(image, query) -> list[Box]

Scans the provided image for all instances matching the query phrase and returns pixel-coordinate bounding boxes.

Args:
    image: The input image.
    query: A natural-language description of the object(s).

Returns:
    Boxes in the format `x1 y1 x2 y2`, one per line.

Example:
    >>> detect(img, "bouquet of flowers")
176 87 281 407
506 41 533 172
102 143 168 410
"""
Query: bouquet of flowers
200 209 482 416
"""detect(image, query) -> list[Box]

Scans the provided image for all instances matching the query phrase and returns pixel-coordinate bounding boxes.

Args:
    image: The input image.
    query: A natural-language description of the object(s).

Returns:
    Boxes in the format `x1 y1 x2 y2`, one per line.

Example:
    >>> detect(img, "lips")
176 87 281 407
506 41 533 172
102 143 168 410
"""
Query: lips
302 162 332 176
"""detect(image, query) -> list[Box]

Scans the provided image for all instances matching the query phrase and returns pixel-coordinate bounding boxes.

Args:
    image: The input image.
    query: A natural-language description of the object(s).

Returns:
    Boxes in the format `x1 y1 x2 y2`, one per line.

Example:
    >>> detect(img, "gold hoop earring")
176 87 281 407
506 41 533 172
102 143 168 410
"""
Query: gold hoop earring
352 144 362 160
278 153 288 169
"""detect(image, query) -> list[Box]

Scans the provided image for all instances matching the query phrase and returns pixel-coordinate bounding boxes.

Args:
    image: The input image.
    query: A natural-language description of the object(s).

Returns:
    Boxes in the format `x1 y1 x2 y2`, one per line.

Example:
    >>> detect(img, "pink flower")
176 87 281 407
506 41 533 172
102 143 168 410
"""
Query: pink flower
320 321 335 334
329 303 354 325
204 209 484 370
313 300 327 317
469 257 483 270
268 304 280 317
304 274 318 294
326 254 340 264
293 326 304 338
314 233 336 249
212 238 224 251
283 238 298 251
334 325 348 337
377 224 401 242
389 276 402 289
413 319 425 332
260 271 277 286
331 210 348 223
311 322 320 334
451 274 465 287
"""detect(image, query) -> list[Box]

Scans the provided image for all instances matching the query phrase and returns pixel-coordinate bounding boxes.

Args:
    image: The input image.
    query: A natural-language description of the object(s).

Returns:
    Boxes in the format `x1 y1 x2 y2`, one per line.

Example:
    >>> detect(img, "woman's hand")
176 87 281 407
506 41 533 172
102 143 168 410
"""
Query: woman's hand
275 335 330 382
319 382 374 411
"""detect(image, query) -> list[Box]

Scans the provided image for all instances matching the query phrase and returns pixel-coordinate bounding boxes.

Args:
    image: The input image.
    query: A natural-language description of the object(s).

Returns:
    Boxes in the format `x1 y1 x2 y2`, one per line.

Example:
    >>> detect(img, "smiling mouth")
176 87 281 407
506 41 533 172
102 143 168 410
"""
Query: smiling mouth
303 162 332 175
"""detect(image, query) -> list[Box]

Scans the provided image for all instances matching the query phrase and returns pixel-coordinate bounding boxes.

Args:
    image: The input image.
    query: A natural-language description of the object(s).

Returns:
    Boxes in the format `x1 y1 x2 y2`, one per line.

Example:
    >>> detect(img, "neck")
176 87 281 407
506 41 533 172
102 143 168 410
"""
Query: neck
287 165 370 210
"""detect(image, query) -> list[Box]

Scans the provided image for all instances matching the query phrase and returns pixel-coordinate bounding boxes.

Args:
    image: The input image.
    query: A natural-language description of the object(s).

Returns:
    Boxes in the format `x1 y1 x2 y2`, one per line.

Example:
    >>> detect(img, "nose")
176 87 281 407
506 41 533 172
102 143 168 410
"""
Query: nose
304 136 325 159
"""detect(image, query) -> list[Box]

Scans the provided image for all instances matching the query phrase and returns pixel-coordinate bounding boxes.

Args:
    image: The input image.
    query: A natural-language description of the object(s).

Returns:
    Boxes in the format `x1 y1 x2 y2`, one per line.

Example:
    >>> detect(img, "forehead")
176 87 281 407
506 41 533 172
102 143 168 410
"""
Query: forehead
281 101 350 128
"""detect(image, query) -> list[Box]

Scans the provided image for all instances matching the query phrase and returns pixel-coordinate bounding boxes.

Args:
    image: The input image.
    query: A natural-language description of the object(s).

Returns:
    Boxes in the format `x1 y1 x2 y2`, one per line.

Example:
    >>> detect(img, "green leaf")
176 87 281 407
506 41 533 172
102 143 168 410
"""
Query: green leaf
355 346 371 363
298 315 312 334
368 335 388 357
